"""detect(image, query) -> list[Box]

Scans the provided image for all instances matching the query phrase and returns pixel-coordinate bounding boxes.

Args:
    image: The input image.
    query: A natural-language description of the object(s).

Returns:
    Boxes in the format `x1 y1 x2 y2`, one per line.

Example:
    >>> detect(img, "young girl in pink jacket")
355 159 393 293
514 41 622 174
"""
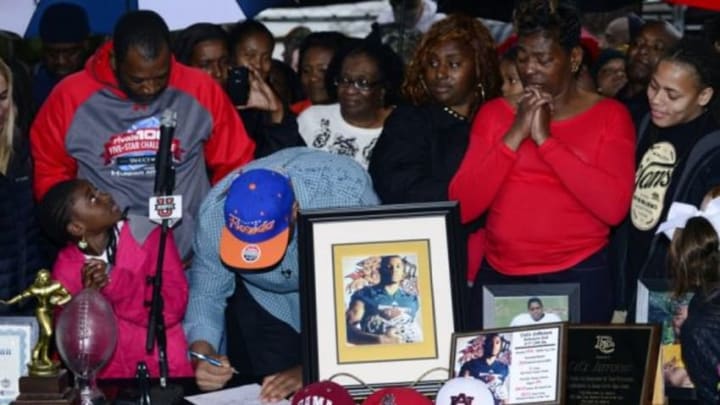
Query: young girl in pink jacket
39 179 193 378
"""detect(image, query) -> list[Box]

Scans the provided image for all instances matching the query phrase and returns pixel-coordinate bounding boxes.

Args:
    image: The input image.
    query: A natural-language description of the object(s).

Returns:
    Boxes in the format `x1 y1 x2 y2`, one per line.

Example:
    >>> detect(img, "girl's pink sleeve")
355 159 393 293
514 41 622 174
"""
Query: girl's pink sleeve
449 101 517 223
101 254 150 326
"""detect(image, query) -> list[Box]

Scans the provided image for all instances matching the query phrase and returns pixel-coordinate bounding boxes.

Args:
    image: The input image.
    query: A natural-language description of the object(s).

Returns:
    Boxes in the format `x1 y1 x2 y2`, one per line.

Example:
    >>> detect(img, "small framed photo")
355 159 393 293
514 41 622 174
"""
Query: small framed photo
451 323 567 404
482 283 580 329
636 278 696 400
298 202 464 397
0 317 38 405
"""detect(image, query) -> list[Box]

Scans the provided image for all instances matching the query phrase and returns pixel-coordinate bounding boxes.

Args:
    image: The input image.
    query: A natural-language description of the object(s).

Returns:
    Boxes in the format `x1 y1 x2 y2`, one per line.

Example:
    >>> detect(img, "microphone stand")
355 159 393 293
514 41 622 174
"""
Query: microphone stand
142 110 183 404
146 169 173 388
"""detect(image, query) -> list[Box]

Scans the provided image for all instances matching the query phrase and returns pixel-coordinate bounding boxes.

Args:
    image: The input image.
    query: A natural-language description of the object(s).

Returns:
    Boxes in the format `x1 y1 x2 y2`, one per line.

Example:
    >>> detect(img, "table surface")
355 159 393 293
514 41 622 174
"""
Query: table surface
95 377 700 405
99 377 199 404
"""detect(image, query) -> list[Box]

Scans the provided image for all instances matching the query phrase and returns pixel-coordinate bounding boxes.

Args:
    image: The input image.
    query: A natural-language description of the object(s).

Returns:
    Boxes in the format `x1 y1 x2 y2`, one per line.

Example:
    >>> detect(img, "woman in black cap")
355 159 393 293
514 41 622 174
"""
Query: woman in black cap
592 48 627 98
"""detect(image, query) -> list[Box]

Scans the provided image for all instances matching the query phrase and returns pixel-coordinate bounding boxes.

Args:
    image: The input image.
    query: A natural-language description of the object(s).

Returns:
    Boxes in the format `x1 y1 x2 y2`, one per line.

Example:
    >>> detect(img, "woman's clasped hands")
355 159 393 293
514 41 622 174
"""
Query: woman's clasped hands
505 86 554 150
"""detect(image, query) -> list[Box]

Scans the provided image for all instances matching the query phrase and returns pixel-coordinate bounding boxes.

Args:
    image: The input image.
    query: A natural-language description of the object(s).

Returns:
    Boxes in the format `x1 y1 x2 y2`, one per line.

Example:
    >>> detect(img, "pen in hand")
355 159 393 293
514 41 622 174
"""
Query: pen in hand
189 351 239 374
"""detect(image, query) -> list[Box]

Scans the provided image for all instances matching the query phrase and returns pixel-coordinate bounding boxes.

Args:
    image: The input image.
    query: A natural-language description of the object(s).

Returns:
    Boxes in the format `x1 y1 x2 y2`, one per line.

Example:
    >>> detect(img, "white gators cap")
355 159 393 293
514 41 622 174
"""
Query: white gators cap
434 377 494 405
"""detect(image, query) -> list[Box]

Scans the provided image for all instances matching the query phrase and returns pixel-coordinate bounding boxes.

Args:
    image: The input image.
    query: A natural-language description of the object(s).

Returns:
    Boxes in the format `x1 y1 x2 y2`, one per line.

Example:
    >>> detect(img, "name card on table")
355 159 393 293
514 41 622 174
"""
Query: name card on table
0 317 38 405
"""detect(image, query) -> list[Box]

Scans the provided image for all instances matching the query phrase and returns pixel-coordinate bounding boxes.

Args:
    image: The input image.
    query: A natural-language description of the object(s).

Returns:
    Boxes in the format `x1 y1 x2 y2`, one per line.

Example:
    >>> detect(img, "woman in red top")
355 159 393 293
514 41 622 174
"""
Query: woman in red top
449 0 636 327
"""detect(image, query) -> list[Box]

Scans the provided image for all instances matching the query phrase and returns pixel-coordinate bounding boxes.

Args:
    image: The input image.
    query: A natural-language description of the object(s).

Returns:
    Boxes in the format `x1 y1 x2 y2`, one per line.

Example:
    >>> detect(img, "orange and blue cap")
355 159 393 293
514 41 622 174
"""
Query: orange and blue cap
220 169 295 270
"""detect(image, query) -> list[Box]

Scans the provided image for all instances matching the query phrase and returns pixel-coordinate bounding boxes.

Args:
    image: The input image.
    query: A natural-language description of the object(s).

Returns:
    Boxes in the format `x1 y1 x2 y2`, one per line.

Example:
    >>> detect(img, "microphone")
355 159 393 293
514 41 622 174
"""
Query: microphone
154 109 176 196
149 109 182 226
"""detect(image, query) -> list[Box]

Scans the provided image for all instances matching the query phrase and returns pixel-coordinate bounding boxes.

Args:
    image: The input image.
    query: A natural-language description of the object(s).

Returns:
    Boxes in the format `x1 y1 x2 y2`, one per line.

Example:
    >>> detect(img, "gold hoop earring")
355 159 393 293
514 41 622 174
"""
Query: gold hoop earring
420 78 430 96
78 237 88 250
476 82 486 102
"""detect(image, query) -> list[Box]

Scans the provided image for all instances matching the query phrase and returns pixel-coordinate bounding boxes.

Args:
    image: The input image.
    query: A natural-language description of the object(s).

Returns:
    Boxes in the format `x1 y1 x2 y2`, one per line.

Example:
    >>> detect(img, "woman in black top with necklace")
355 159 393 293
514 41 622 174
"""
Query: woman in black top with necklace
368 15 501 321
368 14 501 203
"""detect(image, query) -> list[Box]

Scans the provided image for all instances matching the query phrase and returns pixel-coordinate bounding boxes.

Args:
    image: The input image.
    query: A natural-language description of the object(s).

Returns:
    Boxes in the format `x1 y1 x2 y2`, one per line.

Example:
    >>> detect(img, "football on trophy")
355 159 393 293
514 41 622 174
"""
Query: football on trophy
56 288 118 405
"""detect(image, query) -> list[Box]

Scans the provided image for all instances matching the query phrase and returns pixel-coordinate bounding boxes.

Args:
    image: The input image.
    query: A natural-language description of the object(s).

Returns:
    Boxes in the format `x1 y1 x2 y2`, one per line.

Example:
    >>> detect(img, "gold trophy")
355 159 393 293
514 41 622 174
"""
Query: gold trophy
0 269 76 404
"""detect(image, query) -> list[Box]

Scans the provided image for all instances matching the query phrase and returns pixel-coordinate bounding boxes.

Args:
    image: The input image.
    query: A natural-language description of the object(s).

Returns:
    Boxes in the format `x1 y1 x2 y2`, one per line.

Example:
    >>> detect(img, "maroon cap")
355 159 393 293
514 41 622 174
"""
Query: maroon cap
292 381 355 405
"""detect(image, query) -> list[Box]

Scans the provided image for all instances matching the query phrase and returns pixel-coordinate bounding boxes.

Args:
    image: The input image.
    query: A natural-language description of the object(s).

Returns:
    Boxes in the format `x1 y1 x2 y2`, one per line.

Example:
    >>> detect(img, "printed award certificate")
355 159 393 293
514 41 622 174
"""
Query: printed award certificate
0 317 38 405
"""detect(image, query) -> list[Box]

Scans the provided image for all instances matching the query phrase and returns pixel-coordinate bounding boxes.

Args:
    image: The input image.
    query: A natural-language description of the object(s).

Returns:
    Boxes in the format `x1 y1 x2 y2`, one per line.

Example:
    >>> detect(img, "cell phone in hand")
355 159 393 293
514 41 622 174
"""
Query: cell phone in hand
226 66 250 106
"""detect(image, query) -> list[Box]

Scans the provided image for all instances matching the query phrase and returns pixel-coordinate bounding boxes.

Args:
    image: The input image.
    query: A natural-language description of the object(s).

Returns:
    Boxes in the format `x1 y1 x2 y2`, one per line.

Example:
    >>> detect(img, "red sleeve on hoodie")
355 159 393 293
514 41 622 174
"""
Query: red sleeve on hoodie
180 70 255 184
30 84 80 199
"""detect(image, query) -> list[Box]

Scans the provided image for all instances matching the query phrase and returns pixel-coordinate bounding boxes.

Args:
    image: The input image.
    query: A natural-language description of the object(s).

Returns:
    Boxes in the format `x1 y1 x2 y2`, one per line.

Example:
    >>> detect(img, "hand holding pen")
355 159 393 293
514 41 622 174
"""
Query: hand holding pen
190 351 239 373
190 350 237 391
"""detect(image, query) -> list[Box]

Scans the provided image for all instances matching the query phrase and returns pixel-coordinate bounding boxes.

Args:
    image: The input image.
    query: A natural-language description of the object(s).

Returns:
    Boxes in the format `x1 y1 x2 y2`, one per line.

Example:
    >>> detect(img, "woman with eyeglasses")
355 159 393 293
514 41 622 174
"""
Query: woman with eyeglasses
450 0 636 328
297 39 404 169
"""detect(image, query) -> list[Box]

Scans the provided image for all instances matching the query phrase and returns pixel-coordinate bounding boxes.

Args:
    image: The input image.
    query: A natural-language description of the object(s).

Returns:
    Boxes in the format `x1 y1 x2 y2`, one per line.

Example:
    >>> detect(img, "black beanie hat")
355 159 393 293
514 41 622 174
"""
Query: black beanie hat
627 13 645 43
39 3 90 44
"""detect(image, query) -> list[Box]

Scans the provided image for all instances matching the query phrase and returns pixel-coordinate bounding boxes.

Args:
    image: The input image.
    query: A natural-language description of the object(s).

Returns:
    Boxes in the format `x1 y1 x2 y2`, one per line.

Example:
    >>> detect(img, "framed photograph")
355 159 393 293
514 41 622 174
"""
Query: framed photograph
636 278 696 400
298 202 464 396
0 317 38 405
451 323 567 404
482 283 580 329
566 324 661 404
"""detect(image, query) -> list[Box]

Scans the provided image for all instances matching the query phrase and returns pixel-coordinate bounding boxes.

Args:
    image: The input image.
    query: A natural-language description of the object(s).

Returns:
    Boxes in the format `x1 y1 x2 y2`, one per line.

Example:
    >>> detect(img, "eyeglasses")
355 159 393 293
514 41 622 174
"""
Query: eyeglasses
334 76 382 92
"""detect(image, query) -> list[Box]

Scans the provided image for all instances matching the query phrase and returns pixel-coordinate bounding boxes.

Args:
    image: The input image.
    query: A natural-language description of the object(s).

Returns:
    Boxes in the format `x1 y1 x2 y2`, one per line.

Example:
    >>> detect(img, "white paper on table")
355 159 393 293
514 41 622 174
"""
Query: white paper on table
184 383 291 405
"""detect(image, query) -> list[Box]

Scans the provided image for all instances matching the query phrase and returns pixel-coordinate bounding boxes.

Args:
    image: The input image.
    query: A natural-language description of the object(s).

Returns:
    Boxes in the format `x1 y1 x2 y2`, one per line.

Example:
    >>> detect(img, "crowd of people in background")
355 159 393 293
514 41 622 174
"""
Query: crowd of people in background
2 0 720 402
